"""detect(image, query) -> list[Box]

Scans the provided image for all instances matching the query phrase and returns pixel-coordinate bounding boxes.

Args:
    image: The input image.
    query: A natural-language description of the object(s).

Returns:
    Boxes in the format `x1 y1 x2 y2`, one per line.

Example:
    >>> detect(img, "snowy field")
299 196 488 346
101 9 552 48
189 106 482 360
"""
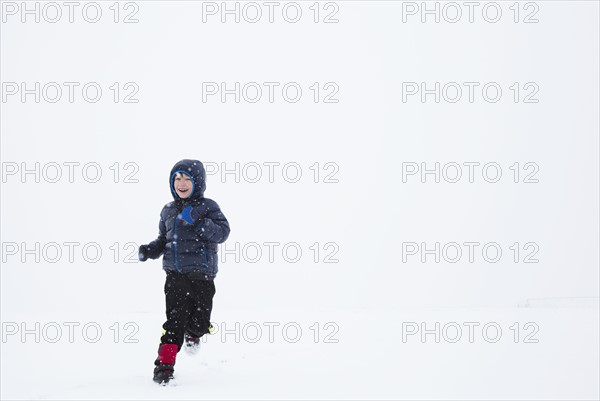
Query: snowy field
1 302 599 399
1 264 598 399
1 1 599 399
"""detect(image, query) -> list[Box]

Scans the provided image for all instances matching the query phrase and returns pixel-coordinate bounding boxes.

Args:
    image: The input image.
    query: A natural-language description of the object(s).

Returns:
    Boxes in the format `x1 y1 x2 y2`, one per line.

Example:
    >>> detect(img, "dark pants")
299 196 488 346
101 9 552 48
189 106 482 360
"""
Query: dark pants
161 271 216 350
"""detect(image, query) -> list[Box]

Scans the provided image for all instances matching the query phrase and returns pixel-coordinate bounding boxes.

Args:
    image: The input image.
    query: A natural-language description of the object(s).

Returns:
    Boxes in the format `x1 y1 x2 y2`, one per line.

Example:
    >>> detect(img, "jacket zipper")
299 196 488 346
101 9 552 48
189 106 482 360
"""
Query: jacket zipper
173 215 181 272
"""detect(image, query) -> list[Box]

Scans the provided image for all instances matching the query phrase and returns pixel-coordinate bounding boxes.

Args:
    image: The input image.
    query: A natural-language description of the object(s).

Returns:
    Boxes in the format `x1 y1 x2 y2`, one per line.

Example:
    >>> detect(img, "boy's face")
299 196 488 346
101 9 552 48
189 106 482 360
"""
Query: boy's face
174 172 193 198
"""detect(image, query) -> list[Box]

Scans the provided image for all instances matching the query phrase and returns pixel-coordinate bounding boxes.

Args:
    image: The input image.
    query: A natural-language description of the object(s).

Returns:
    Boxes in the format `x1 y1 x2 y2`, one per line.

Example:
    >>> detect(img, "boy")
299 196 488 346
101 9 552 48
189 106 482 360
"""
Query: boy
138 159 230 385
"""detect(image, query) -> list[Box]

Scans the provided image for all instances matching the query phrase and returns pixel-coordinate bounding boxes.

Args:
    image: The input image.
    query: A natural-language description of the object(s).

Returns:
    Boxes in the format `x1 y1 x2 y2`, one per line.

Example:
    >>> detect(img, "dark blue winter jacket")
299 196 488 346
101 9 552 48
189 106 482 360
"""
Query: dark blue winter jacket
144 159 230 279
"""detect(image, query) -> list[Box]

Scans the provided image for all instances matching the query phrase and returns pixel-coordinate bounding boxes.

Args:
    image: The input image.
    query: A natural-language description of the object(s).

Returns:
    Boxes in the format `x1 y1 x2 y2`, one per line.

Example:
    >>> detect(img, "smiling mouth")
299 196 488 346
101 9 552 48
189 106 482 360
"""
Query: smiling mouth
177 188 190 193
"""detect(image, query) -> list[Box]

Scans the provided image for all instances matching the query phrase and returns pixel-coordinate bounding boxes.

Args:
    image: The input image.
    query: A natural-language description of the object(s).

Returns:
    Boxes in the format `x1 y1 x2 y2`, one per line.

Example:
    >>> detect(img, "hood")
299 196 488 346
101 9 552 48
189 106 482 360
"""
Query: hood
169 159 206 200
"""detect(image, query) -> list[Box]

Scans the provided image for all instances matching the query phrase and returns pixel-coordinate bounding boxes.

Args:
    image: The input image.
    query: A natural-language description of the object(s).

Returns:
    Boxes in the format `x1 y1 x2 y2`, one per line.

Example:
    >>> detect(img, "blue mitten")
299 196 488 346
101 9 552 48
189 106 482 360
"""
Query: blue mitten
178 206 201 225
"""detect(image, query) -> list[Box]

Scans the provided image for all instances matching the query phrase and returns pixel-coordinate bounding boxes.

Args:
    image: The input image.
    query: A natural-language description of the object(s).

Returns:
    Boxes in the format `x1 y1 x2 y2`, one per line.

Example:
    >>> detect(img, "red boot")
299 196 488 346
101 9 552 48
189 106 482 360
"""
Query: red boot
153 343 178 385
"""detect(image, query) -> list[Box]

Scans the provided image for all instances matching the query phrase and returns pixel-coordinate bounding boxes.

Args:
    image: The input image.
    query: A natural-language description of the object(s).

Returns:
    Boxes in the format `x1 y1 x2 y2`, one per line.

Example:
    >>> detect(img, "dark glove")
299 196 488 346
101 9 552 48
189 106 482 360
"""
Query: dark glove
138 245 150 262
178 206 202 225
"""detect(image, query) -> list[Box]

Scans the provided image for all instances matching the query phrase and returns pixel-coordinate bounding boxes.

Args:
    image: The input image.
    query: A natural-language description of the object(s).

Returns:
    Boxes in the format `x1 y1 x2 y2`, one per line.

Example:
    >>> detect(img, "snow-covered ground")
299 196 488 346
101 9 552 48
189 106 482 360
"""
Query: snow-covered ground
2 303 598 400
1 260 599 399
